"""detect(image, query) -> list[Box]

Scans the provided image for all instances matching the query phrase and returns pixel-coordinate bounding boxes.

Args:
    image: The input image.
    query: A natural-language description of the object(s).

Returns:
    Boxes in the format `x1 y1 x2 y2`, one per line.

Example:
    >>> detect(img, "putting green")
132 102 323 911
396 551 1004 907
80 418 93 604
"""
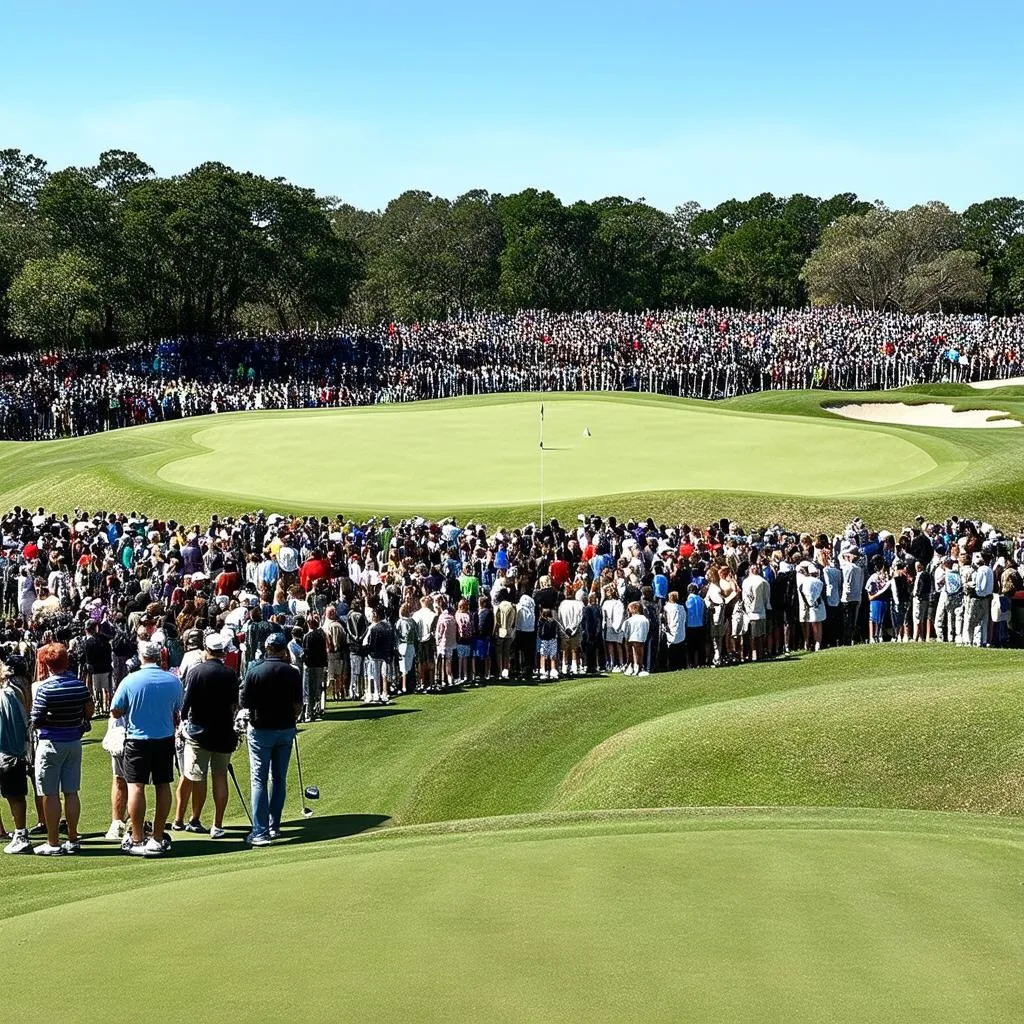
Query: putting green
5 813 1022 1023
156 394 936 508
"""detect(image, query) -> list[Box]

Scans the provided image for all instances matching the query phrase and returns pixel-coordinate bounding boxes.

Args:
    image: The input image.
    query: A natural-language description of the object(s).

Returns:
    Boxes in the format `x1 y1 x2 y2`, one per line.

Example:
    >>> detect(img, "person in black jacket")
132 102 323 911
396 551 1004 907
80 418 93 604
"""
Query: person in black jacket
363 607 396 705
301 615 328 722
239 632 301 846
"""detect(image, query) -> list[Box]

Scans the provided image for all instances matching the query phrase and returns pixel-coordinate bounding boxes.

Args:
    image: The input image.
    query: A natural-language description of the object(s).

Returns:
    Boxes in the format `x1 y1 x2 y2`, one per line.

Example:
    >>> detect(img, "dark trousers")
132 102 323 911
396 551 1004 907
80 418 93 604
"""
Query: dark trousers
841 602 860 645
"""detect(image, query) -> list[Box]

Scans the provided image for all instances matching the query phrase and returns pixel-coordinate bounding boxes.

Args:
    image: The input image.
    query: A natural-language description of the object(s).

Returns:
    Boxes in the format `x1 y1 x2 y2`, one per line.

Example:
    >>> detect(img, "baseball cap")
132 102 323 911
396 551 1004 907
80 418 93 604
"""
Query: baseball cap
265 632 287 650
205 633 227 653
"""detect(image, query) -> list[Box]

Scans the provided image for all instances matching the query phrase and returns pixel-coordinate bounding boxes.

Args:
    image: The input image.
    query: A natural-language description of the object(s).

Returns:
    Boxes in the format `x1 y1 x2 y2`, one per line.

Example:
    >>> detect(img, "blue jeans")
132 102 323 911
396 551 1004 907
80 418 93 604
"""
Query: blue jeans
247 727 295 839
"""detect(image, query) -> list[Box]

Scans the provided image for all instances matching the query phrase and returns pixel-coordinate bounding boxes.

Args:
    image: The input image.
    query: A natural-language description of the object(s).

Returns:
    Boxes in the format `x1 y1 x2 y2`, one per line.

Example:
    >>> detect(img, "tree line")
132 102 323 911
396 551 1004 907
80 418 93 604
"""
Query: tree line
1 147 1022 347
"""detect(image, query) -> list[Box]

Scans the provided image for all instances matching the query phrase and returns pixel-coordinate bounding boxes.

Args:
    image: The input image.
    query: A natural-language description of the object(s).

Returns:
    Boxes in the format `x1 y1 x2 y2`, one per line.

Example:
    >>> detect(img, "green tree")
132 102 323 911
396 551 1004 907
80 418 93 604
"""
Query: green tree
961 197 1024 313
449 190 503 311
706 218 805 308
802 203 989 312
7 250 102 345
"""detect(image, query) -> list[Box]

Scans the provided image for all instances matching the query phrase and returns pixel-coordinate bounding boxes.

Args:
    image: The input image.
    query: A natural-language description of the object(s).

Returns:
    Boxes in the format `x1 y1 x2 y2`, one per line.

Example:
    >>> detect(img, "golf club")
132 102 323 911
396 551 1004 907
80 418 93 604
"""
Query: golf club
293 733 318 817
227 762 253 828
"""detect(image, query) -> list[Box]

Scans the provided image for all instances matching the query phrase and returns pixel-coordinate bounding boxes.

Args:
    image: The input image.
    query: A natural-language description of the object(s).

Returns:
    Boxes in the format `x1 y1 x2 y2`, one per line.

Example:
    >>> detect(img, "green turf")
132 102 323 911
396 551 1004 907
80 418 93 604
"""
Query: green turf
4 646 1024 1019
4 386 1024 529
5 809 1023 1023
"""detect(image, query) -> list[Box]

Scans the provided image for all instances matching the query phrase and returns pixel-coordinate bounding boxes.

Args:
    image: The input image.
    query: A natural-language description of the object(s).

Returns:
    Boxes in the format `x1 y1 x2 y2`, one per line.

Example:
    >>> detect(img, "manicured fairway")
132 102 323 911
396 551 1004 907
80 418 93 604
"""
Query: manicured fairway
4 385 1024 528
5 810 1023 1023
156 393 935 507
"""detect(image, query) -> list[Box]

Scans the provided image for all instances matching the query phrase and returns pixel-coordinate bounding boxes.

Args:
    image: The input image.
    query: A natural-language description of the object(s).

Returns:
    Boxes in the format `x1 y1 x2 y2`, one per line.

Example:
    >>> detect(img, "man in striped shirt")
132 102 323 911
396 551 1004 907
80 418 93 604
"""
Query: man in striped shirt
31 644 93 856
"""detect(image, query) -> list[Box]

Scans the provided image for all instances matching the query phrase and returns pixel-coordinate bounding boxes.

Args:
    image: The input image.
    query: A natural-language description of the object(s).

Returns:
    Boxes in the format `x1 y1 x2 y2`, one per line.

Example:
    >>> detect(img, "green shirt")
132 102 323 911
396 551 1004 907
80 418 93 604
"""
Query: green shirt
459 574 480 601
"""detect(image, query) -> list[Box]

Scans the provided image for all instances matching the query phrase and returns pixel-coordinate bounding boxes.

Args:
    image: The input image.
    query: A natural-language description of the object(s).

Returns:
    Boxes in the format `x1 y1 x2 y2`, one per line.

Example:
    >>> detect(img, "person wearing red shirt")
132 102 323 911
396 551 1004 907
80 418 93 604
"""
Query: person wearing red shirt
299 550 332 593
549 551 571 589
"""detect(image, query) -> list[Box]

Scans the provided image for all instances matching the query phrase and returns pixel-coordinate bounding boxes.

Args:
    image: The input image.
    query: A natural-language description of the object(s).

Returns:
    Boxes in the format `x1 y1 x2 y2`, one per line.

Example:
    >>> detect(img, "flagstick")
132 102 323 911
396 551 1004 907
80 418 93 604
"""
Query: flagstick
539 403 545 524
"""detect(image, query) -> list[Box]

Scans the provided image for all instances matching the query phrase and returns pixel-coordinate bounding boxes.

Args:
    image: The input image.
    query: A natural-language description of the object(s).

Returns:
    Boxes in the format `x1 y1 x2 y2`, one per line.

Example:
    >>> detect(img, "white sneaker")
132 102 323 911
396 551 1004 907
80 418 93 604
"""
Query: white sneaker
34 842 65 857
105 821 125 841
549 668 559 680
623 664 634 676
501 668 509 679
3 831 32 855
60 839 81 855
128 837 164 857
209 825 227 839
638 670 650 677
611 665 623 673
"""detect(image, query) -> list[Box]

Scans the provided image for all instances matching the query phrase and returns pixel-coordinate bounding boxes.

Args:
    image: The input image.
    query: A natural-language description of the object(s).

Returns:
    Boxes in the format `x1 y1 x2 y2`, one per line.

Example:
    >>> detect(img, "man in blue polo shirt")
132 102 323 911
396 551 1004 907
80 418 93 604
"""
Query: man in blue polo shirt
31 643 93 856
111 640 182 857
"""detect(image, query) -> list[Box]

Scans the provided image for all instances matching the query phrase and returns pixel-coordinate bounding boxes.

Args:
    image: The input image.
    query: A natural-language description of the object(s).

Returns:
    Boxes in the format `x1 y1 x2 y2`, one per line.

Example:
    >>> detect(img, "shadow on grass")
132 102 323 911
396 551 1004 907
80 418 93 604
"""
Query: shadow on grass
78 814 390 859
319 706 421 722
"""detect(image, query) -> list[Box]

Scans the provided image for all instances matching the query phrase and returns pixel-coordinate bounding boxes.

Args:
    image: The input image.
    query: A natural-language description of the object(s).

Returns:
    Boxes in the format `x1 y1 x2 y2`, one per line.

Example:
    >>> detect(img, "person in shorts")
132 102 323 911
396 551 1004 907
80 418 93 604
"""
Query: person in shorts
172 633 238 839
537 606 560 680
1 665 33 854
31 644 93 856
111 640 182 857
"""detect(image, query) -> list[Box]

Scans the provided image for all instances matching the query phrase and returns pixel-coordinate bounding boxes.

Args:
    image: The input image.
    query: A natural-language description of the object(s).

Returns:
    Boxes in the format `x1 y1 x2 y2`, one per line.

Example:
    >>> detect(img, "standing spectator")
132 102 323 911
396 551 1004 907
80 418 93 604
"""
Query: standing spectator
110 640 181 857
301 615 328 721
239 632 301 846
82 620 114 715
663 591 687 670
31 644 93 856
172 633 238 839
840 549 864 645
363 607 396 704
1 664 32 854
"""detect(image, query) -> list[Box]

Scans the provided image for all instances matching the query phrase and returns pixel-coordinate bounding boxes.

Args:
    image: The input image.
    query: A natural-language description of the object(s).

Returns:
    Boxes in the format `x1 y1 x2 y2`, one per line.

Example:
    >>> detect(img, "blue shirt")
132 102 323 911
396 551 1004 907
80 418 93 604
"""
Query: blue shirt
685 594 706 628
653 574 668 599
32 672 92 742
111 665 182 741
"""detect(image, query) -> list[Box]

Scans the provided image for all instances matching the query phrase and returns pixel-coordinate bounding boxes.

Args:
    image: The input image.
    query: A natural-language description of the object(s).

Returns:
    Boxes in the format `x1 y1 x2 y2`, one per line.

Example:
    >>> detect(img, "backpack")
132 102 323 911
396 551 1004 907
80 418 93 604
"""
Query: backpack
112 629 136 658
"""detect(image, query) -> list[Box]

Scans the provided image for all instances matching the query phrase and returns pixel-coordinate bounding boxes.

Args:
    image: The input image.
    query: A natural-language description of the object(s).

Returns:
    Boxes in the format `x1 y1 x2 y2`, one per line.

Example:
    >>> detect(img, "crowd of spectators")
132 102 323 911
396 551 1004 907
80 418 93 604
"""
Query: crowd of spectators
2 307 1024 439
0 501 1020 854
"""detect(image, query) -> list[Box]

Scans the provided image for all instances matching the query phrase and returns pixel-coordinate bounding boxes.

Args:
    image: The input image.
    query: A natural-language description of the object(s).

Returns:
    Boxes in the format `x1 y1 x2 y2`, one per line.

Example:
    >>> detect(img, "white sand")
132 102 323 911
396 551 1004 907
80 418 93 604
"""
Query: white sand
829 402 1022 429
968 376 1024 390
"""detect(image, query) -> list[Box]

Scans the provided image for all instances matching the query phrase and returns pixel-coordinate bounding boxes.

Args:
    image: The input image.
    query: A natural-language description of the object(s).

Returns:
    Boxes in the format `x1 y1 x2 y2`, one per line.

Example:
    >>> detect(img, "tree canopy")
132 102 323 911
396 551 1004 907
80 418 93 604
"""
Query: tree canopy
0 147 1020 346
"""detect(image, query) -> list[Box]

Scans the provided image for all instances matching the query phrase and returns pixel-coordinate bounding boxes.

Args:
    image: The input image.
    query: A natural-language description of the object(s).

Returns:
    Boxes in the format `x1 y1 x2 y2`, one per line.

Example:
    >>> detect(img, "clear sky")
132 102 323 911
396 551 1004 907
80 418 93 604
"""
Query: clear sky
1 0 1021 212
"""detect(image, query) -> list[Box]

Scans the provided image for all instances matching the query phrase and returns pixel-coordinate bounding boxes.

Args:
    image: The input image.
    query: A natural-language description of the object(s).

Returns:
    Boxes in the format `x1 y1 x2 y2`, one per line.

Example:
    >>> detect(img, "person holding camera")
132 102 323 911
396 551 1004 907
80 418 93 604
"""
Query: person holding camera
239 631 301 846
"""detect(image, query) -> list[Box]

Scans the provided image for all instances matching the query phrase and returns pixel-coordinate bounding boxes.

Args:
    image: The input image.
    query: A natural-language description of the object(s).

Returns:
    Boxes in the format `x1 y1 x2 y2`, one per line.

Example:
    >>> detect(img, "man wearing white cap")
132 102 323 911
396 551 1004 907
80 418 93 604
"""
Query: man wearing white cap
172 633 238 839
110 640 182 857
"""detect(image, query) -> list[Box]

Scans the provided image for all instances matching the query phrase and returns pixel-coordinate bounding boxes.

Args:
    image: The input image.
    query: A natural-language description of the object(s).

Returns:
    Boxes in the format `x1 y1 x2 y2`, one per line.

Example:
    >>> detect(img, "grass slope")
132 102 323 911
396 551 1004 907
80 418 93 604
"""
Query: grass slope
4 810 1024 1023
3 387 1024 529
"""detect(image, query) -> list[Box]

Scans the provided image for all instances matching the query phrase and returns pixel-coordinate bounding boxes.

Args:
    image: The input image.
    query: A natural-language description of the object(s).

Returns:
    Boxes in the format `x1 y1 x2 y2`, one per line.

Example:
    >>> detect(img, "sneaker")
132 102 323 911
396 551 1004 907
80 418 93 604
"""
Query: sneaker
209 825 227 839
121 833 136 853
638 670 650 677
159 833 173 853
269 827 281 840
28 822 47 836
611 665 623 673
105 820 126 841
549 668 559 680
60 839 81 855
170 820 186 832
58 819 68 836
4 831 32 855
184 819 205 834
623 664 634 676
500 668 509 679
245 833 272 847
128 838 164 858
34 842 65 856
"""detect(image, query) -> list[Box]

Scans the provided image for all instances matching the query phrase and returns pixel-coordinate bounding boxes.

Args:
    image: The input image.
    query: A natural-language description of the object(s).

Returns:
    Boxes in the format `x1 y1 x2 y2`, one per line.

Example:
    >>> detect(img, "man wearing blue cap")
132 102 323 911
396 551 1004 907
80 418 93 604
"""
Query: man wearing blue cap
239 631 301 846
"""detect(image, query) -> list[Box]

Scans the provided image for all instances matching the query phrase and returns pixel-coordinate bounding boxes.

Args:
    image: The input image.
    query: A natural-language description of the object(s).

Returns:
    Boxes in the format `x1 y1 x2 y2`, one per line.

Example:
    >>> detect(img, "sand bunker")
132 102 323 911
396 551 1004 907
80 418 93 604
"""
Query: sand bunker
968 376 1024 390
829 402 1021 429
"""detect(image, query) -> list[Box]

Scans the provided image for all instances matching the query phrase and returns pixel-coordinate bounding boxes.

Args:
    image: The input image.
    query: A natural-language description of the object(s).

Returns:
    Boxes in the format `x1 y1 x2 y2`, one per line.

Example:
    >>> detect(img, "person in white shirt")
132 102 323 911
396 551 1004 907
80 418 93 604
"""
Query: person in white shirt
741 564 772 662
662 591 687 670
819 550 843 648
600 586 626 672
797 564 826 651
623 603 650 676
556 593 584 676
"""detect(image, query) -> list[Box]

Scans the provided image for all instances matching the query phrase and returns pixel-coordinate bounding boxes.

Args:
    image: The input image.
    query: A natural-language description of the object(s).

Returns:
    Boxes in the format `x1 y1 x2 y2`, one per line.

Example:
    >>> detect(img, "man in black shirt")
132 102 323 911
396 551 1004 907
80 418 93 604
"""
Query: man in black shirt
83 621 114 715
239 632 301 846
172 633 239 839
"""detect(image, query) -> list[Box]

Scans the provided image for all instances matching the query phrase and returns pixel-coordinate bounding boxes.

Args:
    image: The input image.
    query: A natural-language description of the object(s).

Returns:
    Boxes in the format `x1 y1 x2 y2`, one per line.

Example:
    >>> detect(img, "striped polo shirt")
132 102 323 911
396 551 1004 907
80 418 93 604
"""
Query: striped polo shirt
31 672 91 742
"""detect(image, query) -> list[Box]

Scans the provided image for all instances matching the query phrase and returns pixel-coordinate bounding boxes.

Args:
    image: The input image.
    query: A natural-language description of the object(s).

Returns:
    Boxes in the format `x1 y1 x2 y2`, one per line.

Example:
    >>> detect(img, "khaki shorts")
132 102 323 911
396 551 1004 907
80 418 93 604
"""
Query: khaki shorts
747 619 767 639
90 672 112 692
183 739 232 783
561 634 581 652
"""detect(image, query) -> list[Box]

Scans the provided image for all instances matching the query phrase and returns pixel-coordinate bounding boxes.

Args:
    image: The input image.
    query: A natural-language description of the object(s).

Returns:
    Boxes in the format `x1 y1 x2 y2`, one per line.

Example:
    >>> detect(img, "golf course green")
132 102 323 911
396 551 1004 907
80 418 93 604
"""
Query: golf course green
4 645 1024 1021
3 384 1024 529
5 388 1024 1020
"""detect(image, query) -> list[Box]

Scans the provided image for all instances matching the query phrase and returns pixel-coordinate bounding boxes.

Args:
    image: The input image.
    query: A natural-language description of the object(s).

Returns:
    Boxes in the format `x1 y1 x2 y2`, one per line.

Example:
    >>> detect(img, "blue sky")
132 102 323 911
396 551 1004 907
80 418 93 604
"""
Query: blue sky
1 0 1021 212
